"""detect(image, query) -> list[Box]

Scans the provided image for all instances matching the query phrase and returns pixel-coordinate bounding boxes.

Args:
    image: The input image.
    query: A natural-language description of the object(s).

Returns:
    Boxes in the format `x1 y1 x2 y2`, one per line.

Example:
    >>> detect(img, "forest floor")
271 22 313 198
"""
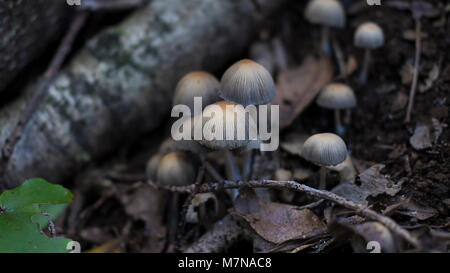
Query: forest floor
55 0 449 253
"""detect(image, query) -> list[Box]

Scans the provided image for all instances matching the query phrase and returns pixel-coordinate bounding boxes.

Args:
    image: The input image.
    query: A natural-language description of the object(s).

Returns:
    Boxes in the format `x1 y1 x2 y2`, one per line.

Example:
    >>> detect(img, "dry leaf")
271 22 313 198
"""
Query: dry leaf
403 29 428 41
410 123 433 150
272 55 333 129
118 185 166 252
387 1 440 19
332 164 404 205
232 200 326 244
397 200 438 220
419 64 440 93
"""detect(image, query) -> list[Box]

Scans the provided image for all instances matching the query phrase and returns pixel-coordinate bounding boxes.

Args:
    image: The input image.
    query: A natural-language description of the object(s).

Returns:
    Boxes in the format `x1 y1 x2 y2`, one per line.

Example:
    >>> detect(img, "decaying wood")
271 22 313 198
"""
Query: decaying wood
0 12 89 175
0 0 287 190
0 0 70 92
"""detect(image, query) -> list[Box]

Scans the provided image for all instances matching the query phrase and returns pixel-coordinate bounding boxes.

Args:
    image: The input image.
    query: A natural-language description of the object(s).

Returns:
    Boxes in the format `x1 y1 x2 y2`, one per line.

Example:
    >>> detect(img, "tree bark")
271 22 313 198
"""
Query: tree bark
0 0 70 92
0 0 286 189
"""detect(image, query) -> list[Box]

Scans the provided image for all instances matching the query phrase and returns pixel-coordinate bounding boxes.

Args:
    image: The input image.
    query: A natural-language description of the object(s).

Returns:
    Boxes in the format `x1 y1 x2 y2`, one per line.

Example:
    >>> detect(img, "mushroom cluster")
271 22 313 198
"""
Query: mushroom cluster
146 57 275 210
304 0 384 85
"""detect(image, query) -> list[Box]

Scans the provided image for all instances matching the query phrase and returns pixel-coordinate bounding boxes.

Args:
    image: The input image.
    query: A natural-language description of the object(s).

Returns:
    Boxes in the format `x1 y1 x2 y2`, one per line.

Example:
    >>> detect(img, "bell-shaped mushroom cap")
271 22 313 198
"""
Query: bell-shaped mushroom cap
173 115 211 154
157 152 196 186
198 101 258 150
146 154 163 180
302 133 347 166
304 0 345 28
354 22 384 49
173 71 221 110
158 138 178 155
220 59 275 106
317 83 356 109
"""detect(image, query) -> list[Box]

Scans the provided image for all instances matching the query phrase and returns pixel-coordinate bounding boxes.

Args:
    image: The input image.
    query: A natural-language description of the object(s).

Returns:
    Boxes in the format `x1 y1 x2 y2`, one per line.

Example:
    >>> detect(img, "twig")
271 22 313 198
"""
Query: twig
147 180 195 193
405 18 422 123
153 179 421 249
0 12 88 174
80 0 146 11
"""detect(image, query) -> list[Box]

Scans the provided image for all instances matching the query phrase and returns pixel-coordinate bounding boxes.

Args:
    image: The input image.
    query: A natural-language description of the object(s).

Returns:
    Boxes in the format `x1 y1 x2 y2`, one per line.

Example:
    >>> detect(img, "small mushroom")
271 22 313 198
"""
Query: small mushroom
173 71 221 111
302 133 348 189
156 152 196 186
158 138 178 155
185 193 219 224
354 22 384 84
145 154 164 181
317 82 356 135
220 59 275 106
198 101 258 181
304 0 346 54
220 59 275 179
172 115 210 154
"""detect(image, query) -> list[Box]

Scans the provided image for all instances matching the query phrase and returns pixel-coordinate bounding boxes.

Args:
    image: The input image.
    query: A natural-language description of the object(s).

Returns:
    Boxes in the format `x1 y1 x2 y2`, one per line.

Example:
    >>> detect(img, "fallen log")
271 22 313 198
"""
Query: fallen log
0 0 287 189
0 0 70 92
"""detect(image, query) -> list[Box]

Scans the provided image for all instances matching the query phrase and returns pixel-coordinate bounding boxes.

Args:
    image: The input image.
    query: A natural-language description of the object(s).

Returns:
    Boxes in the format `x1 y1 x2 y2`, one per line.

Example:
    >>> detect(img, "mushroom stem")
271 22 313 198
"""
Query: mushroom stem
168 192 180 242
224 149 241 201
319 166 327 190
320 25 331 54
224 149 241 181
334 108 343 134
242 150 253 181
339 162 357 183
359 48 371 84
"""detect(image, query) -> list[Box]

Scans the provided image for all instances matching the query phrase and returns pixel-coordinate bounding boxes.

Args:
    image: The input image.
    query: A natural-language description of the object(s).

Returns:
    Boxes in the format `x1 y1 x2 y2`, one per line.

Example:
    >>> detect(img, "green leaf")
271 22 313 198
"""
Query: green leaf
0 178 74 253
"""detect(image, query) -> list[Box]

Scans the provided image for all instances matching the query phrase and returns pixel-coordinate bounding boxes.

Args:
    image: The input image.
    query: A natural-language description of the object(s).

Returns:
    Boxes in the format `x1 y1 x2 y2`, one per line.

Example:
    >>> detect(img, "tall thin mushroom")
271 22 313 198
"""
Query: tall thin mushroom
316 83 356 135
304 0 346 54
220 59 276 180
354 22 384 84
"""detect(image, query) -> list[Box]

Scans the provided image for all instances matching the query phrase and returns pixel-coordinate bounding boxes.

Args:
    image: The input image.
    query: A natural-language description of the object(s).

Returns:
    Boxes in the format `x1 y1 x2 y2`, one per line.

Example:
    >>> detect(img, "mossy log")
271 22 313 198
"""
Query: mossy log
0 0 286 189
0 0 70 92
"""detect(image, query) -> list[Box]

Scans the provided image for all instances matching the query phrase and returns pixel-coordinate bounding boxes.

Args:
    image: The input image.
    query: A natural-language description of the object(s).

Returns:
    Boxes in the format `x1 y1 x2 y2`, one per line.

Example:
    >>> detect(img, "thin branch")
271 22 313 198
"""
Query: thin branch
405 18 422 123
0 12 88 173
149 179 421 249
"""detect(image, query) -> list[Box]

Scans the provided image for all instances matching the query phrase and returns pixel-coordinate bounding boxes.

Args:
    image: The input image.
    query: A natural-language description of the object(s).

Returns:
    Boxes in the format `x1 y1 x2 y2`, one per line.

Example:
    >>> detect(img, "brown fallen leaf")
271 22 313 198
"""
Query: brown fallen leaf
118 184 166 252
332 164 404 206
396 199 438 220
232 200 326 245
272 54 333 129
